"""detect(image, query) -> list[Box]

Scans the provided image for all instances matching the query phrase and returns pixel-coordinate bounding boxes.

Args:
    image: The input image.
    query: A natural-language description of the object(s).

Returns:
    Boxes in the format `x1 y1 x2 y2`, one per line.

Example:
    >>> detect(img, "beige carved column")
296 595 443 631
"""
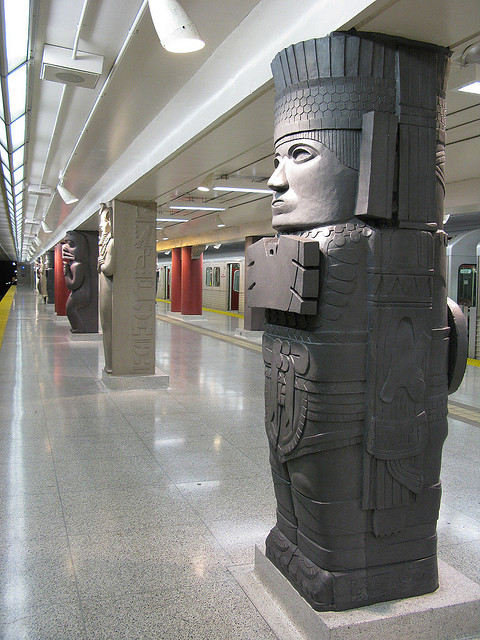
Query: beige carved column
101 200 168 389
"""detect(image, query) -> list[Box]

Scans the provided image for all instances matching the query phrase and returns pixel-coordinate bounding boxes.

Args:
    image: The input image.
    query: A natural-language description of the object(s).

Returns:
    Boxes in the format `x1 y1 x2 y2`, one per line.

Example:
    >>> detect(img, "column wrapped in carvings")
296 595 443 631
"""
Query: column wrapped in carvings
247 31 467 611
98 203 115 372
62 230 99 333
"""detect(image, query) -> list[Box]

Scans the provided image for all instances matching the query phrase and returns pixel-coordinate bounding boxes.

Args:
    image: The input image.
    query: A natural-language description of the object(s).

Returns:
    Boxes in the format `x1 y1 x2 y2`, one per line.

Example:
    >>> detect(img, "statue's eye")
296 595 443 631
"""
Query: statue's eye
273 156 280 169
291 145 317 163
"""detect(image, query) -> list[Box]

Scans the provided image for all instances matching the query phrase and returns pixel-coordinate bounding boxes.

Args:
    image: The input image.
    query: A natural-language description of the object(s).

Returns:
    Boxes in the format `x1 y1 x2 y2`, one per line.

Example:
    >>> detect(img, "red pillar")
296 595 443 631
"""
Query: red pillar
54 243 69 316
171 247 182 312
181 246 202 315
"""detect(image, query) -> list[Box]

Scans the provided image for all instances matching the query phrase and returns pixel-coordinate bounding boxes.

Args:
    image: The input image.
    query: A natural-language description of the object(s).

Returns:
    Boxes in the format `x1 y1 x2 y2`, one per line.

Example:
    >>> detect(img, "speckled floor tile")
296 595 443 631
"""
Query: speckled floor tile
0 491 65 541
46 414 136 437
61 484 203 535
69 521 233 598
0 536 78 620
81 580 279 640
53 456 169 492
49 433 152 462
0 599 87 638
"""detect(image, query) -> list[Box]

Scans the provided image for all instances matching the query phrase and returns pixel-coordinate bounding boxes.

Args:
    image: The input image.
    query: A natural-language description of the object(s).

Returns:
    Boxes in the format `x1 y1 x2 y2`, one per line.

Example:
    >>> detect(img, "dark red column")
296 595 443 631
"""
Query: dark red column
181 246 202 315
54 243 69 316
171 247 182 312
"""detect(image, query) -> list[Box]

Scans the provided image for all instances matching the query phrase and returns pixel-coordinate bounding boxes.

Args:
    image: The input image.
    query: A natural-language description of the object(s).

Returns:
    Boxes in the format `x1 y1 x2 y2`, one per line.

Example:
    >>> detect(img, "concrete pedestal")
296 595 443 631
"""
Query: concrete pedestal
100 368 169 390
69 332 101 341
230 547 480 640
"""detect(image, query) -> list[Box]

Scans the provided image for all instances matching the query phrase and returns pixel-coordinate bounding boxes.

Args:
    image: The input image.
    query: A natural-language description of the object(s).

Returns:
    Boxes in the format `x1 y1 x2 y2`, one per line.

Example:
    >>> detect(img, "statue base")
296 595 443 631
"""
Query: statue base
69 332 101 341
230 546 480 640
265 526 438 611
100 368 169 390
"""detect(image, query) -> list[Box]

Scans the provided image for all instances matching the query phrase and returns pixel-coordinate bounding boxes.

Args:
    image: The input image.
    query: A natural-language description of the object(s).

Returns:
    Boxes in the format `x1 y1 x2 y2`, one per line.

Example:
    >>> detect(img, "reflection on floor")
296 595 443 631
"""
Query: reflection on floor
0 289 479 639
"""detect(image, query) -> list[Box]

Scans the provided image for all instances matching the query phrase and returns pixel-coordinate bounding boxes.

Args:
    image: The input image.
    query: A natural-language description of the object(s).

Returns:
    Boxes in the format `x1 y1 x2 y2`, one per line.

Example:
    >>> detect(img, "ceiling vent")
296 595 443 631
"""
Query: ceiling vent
40 44 104 89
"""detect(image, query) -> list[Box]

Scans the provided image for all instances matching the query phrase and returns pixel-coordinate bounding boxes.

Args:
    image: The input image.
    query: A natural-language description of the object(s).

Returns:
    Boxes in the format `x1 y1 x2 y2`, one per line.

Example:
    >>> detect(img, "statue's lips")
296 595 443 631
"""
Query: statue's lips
271 199 291 214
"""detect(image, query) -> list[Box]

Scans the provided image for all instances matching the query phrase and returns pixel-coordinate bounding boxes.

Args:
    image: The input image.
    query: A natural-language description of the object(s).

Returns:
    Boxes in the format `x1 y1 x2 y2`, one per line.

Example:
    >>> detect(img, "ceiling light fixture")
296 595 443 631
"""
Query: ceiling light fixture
197 172 215 192
41 221 52 233
27 184 53 197
169 205 225 212
216 215 225 228
163 236 169 241
213 244 221 249
449 42 480 94
56 181 78 204
148 0 205 53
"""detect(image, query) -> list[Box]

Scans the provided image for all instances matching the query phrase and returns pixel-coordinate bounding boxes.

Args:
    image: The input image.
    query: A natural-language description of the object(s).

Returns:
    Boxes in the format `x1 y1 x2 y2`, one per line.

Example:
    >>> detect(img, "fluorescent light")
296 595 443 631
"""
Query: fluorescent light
163 236 168 241
216 215 225 228
459 81 480 94
156 216 189 222
148 0 205 53
213 186 272 194
448 64 480 95
169 205 225 211
213 244 221 249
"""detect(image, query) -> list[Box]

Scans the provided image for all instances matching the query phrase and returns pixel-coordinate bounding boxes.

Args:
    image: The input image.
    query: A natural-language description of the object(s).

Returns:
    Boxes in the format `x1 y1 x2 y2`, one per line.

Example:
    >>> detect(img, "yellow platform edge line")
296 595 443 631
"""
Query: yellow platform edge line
156 299 244 319
467 358 480 367
0 286 16 350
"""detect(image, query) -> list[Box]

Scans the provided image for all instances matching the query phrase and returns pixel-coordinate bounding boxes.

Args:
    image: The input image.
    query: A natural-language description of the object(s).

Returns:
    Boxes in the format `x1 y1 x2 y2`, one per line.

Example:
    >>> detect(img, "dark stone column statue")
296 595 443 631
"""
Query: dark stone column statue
62 230 99 333
247 31 467 611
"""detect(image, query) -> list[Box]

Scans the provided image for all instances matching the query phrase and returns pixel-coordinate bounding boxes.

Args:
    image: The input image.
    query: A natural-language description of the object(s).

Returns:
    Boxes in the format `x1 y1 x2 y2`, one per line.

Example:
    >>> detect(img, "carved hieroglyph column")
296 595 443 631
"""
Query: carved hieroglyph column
105 200 167 385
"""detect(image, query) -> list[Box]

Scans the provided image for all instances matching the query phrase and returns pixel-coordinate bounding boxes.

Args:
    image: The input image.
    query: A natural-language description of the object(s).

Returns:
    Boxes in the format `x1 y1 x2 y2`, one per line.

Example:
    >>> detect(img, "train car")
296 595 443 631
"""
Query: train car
157 243 246 315
445 216 480 359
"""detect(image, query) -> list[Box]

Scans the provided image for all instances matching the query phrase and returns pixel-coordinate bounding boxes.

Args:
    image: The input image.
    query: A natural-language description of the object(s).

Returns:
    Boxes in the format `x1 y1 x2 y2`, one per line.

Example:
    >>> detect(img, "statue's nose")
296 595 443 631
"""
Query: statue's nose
268 160 288 192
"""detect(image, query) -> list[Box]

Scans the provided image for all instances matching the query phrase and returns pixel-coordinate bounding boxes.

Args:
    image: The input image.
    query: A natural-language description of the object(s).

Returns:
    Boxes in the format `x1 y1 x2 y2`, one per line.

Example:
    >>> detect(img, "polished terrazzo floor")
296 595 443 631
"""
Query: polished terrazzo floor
0 288 479 639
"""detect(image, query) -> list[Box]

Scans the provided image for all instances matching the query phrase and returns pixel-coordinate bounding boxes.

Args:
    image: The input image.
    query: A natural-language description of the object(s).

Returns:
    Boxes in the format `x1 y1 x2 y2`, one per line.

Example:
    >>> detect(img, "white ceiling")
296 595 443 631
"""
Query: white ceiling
2 0 480 261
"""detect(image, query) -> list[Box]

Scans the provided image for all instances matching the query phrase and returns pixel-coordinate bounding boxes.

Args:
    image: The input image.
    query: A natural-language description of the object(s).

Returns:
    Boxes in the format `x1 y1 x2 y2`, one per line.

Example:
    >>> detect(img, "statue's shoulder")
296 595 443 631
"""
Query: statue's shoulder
299 219 375 251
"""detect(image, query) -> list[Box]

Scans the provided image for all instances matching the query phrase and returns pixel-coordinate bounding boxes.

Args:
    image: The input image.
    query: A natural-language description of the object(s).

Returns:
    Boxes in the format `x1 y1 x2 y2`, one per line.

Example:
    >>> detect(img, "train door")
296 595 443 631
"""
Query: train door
227 263 240 312
165 267 171 300
457 263 477 357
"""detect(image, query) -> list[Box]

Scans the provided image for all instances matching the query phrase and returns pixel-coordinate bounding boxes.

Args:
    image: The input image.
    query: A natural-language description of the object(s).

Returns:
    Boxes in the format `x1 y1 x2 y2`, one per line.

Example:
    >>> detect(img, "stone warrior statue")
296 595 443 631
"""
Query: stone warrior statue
62 230 99 333
98 203 115 373
247 31 467 611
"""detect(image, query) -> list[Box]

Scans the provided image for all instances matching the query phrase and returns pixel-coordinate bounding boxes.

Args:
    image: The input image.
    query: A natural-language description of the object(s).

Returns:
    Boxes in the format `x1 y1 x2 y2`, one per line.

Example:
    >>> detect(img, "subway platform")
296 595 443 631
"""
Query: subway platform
0 287 479 639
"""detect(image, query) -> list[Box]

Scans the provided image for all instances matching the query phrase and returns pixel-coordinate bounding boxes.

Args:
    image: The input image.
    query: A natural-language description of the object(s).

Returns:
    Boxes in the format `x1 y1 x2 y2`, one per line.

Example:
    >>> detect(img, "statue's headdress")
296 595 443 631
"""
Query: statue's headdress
271 31 450 226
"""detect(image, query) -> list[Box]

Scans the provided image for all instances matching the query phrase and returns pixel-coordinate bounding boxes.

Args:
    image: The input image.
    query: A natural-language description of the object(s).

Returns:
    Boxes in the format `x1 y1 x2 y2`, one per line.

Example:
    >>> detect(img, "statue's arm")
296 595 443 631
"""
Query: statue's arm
99 239 115 277
65 262 86 291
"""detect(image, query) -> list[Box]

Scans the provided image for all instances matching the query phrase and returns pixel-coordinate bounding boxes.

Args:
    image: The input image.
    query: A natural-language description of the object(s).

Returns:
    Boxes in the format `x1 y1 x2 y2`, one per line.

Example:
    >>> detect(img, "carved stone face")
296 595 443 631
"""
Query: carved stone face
268 137 358 232
99 207 111 239
64 232 88 262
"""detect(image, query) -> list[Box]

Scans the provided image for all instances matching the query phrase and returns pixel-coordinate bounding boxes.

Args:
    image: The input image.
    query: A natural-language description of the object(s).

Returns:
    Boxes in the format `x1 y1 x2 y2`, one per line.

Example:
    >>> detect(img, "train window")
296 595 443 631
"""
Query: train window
205 267 212 286
233 270 240 293
457 264 476 307
213 266 221 287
